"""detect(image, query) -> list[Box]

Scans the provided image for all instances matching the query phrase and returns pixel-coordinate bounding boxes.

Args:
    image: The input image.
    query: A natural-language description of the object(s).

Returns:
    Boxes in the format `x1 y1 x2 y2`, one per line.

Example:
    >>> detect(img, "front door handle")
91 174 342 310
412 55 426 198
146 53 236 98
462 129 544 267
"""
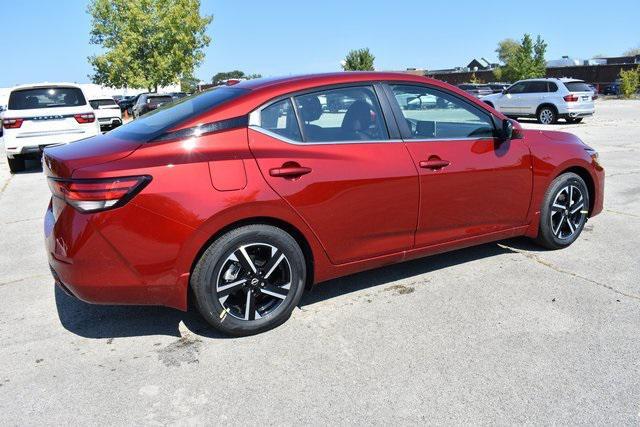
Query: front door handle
419 159 450 170
269 166 312 178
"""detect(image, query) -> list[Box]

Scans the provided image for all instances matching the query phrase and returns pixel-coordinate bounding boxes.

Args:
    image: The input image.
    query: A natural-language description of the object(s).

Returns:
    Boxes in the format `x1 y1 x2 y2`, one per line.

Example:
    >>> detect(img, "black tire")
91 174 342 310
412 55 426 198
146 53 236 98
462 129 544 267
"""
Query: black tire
566 117 583 124
535 172 590 250
537 106 557 124
191 224 306 336
7 157 26 174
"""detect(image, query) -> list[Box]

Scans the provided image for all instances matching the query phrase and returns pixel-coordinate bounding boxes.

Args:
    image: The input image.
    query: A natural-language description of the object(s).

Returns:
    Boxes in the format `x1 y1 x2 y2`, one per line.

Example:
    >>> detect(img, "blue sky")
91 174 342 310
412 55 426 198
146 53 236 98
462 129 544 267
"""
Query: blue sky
1 0 638 87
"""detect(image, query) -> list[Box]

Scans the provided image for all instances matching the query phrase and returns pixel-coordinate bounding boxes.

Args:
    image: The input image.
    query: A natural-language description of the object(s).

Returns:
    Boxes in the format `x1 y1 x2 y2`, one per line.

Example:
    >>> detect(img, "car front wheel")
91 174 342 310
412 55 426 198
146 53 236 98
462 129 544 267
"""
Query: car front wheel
191 224 306 336
535 172 590 249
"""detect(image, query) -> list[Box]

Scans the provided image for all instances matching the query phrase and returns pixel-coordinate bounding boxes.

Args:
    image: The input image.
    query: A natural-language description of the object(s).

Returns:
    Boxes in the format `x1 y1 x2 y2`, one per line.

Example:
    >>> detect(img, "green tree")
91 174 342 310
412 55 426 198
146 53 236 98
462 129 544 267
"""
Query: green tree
342 48 375 71
501 34 547 82
623 47 640 56
180 75 200 93
88 0 212 92
211 71 261 85
619 67 640 98
495 38 521 64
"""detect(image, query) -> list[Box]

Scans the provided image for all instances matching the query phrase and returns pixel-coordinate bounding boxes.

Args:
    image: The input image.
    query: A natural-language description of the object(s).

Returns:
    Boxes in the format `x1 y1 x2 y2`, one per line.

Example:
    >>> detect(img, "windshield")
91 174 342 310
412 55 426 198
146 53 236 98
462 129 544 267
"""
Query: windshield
107 87 250 142
8 87 87 110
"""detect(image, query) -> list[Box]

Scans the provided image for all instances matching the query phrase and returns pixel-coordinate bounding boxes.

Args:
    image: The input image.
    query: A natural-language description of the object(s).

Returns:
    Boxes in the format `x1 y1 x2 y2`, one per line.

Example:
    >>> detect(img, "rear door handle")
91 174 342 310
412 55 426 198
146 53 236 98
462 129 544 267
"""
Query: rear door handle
269 166 312 178
419 159 450 170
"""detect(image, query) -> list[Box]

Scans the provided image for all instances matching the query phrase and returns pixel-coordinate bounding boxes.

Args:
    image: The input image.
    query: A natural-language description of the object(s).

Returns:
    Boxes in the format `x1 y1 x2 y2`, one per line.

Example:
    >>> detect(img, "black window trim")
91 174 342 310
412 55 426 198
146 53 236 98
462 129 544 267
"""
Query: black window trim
381 82 498 142
248 82 402 146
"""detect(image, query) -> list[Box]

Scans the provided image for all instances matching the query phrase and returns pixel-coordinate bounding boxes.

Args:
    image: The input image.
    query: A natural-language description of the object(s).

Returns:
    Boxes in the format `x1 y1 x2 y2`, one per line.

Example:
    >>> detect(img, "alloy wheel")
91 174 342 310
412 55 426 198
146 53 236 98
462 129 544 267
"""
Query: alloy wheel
215 243 292 321
539 109 554 124
550 185 586 239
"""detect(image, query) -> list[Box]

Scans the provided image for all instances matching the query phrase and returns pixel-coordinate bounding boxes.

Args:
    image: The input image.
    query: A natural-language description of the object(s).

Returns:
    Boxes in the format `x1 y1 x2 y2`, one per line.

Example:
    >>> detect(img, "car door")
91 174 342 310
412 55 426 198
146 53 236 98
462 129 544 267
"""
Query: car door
385 83 533 247
520 81 549 115
248 84 420 265
497 81 527 114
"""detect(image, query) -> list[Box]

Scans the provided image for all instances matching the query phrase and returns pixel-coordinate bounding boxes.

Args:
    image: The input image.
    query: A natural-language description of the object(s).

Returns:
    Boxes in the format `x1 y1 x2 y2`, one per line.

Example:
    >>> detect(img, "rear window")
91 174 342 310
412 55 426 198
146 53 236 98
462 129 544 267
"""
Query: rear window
89 99 117 109
8 87 87 110
148 96 173 106
564 81 591 92
108 87 249 142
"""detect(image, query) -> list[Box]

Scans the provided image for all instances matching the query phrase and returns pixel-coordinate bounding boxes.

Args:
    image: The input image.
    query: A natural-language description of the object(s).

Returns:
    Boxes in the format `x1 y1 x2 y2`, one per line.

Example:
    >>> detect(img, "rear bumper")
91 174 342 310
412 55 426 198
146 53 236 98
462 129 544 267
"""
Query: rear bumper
98 117 122 130
44 200 187 310
561 105 595 118
4 128 101 158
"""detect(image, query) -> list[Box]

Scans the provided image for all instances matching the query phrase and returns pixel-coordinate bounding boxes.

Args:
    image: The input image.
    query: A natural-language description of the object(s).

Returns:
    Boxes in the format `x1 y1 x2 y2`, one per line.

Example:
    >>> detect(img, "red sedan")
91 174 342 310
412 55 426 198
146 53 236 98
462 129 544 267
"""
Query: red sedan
43 72 604 336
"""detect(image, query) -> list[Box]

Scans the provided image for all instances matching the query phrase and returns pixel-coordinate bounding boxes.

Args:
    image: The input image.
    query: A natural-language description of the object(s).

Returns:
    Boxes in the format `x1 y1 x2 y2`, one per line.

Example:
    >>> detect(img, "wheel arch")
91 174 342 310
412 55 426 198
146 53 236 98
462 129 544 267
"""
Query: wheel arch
483 100 494 108
188 216 316 292
536 103 558 116
557 166 596 215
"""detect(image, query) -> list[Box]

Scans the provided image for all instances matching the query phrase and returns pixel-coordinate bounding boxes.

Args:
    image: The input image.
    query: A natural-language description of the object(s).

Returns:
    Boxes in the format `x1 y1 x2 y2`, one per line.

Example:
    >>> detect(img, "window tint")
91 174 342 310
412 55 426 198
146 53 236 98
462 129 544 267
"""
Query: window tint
564 81 591 92
107 87 249 142
548 82 558 92
507 82 526 94
525 81 548 93
391 85 495 140
147 96 173 107
293 86 388 142
89 99 117 109
259 99 302 142
9 87 87 110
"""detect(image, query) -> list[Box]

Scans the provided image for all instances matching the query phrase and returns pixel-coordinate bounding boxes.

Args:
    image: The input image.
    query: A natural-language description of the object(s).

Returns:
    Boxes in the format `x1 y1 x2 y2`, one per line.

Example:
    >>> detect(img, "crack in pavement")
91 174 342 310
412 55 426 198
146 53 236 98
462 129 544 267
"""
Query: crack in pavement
605 209 640 219
0 174 14 197
2 217 41 225
0 274 50 288
606 170 640 178
498 243 640 301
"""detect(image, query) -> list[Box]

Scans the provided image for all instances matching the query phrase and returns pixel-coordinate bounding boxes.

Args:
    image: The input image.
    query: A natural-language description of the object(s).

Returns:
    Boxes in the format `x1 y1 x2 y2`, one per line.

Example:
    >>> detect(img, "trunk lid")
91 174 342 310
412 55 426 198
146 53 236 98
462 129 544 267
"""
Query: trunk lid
43 134 142 178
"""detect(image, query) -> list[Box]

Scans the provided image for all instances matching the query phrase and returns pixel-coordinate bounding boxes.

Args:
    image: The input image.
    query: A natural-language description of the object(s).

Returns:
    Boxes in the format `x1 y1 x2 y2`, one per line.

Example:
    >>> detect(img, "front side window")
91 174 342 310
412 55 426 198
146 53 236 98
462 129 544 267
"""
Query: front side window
293 86 388 142
390 85 495 140
8 87 87 110
259 99 302 142
507 82 527 94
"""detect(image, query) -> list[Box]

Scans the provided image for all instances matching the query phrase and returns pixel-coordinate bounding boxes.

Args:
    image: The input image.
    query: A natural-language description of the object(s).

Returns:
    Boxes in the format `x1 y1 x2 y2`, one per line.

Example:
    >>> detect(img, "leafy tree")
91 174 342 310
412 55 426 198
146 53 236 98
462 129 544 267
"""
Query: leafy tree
342 48 375 71
88 0 212 92
623 47 640 56
619 67 640 98
180 75 200 93
501 34 547 82
495 39 521 64
211 71 261 85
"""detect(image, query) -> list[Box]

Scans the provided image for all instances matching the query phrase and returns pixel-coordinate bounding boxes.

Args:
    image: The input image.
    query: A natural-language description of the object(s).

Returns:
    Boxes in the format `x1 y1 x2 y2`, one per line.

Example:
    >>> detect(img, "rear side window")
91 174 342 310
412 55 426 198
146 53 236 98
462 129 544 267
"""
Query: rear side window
548 82 558 92
8 87 87 110
524 82 548 93
108 87 249 142
293 86 388 142
89 99 117 109
259 99 302 142
564 81 591 92
148 96 173 106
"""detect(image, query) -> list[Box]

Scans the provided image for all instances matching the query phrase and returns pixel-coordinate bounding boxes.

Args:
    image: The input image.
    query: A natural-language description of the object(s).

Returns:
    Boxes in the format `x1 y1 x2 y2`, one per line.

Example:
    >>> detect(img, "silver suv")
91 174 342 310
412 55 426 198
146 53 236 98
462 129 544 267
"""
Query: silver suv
481 78 595 124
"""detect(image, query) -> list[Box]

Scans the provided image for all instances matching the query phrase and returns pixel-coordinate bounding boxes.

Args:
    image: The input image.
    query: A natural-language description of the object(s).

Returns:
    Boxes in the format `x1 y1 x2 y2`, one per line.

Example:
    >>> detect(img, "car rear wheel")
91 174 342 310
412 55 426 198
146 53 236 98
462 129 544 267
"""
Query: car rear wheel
535 172 589 249
7 157 26 174
191 224 306 336
537 106 557 124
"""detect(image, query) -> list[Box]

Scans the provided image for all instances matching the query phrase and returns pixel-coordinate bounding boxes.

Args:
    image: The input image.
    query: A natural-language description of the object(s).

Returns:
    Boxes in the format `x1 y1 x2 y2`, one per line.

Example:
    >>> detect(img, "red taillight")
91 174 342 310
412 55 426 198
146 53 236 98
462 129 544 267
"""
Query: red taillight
74 113 95 124
563 94 579 102
2 118 24 129
47 176 151 213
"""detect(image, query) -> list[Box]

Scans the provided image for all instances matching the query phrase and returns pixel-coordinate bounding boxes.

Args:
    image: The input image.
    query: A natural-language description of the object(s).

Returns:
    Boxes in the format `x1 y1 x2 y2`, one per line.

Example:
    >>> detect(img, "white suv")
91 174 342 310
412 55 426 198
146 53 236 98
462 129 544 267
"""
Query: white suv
481 78 595 124
2 83 100 173
89 97 123 131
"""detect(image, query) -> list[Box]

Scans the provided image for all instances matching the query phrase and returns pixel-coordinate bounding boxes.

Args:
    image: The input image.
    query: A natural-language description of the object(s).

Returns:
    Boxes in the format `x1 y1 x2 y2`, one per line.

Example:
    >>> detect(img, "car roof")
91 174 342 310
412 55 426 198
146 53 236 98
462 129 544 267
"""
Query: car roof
232 72 439 92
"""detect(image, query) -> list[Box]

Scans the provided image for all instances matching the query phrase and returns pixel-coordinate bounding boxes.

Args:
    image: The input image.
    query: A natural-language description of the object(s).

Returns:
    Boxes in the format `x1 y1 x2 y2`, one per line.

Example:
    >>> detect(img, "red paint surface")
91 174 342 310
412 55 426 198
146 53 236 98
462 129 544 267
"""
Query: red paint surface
43 72 604 310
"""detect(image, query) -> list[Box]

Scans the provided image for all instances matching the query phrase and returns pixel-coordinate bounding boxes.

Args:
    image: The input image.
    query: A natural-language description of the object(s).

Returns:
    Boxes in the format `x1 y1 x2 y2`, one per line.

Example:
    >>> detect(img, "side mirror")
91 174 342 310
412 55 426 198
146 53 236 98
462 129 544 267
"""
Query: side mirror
501 88 508 94
494 118 513 143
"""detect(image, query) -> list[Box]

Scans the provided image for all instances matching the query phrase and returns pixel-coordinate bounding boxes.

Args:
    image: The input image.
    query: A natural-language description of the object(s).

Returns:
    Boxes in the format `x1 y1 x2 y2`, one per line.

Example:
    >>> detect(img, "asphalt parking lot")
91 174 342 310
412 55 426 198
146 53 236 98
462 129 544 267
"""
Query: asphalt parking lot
1 100 639 425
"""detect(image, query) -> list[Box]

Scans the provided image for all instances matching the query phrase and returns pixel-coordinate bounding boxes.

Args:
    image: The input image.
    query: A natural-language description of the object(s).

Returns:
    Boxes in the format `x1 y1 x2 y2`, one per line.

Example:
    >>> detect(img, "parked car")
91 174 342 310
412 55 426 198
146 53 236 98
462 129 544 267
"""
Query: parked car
603 83 620 95
131 93 173 118
117 95 137 113
2 83 100 173
89 97 123 131
481 78 595 124
43 72 604 336
170 91 188 101
486 82 510 93
457 84 493 97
